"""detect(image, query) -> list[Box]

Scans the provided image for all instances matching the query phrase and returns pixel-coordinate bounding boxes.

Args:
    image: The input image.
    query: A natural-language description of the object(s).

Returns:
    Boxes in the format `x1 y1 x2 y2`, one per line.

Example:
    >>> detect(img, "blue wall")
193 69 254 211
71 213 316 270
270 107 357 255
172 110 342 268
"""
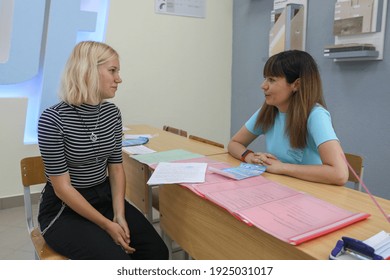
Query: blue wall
232 0 390 199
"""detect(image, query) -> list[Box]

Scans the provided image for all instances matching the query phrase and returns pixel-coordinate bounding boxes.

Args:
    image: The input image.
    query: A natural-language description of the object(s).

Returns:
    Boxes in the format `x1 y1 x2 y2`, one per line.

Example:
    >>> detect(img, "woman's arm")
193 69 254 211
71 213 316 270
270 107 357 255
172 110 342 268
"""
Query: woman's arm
229 126 348 185
265 140 349 186
108 163 135 253
108 163 126 218
108 163 127 226
228 126 277 163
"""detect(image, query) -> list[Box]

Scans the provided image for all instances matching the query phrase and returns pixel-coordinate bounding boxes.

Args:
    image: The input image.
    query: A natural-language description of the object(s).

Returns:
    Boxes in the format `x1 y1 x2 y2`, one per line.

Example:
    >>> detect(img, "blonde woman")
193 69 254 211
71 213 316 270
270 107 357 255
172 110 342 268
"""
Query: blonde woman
38 41 168 259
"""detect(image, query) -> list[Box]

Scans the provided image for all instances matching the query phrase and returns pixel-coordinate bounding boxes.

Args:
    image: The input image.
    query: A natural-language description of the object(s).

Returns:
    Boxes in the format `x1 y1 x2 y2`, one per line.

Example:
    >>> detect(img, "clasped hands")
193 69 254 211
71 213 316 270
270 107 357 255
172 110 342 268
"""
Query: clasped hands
107 216 136 254
246 152 289 175
245 152 274 165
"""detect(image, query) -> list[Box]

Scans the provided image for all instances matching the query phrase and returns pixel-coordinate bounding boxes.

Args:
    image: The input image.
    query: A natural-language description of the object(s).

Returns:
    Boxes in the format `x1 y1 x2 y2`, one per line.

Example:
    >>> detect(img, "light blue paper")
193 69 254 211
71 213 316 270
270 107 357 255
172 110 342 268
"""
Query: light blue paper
221 163 266 180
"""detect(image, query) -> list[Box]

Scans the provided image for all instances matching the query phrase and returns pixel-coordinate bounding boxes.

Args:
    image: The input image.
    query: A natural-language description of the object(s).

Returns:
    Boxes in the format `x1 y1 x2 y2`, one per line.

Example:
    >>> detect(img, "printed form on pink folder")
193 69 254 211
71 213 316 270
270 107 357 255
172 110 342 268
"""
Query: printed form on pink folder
193 177 370 245
193 177 294 220
171 158 237 195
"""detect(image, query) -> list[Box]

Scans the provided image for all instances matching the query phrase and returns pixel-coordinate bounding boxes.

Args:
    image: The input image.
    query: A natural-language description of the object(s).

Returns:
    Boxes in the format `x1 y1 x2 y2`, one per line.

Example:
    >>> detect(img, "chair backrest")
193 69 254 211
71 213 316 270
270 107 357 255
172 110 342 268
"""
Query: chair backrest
21 156 46 188
20 156 46 232
163 125 188 137
344 153 364 191
188 135 225 148
20 156 67 260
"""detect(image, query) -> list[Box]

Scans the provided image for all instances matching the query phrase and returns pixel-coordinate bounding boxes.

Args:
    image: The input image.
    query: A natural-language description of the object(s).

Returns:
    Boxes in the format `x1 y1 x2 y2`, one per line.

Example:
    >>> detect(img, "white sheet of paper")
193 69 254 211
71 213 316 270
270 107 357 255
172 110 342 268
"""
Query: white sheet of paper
122 145 156 155
364 230 390 258
124 134 154 139
147 162 207 185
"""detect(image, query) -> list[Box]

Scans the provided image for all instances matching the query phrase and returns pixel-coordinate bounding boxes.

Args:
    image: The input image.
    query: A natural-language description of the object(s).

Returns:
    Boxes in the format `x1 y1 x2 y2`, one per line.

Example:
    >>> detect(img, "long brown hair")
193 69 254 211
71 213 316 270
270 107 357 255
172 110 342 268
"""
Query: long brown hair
255 50 326 149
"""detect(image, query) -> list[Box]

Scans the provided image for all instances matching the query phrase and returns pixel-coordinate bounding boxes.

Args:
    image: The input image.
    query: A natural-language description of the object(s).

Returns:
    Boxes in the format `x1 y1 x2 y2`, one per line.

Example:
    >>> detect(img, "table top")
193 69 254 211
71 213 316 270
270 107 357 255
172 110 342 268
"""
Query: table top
123 124 226 156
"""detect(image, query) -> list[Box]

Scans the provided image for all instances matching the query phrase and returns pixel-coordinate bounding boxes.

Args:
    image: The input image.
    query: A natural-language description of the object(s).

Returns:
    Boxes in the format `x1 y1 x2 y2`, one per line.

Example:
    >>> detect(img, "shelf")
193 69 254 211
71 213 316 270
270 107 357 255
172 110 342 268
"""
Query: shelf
327 0 387 62
324 50 379 59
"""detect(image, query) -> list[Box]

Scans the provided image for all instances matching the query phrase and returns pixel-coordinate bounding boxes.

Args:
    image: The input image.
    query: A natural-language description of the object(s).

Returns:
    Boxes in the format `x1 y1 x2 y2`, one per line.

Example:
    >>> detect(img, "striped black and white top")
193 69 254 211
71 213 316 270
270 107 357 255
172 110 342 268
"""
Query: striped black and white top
38 101 123 188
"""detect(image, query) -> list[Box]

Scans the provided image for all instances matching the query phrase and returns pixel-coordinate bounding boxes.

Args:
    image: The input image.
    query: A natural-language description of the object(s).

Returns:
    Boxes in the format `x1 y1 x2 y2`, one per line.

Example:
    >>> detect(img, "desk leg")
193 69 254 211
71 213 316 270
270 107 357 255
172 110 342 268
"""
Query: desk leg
147 184 153 222
161 228 190 260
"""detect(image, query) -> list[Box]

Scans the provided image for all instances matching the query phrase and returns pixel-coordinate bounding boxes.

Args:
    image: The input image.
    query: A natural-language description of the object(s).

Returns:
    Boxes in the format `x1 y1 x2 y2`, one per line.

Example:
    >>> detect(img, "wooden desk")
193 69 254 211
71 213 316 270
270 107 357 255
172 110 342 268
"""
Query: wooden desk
122 124 226 218
159 153 390 259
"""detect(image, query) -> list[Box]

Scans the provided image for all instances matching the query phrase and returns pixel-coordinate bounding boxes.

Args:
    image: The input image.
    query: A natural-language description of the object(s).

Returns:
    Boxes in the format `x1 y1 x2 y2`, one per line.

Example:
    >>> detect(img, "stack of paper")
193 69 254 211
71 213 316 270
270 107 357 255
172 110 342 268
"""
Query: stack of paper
364 231 390 259
147 162 207 185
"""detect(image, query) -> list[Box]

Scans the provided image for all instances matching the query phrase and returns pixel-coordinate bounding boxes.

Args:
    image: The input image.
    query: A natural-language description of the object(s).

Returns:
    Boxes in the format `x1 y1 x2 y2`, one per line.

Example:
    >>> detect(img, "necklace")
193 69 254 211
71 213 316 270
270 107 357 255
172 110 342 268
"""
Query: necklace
72 104 101 142
71 104 101 162
89 124 99 142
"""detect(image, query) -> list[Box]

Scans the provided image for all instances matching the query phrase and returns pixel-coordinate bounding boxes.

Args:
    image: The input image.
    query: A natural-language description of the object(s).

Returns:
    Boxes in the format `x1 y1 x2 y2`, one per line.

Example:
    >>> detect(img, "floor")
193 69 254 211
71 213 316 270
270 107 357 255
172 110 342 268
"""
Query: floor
0 204 185 260
0 205 36 260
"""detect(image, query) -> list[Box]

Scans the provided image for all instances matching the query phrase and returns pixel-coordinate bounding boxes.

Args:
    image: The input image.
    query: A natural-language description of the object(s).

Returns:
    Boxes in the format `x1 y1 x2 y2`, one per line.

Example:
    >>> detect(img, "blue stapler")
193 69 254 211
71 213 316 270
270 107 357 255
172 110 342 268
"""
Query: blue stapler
330 236 384 260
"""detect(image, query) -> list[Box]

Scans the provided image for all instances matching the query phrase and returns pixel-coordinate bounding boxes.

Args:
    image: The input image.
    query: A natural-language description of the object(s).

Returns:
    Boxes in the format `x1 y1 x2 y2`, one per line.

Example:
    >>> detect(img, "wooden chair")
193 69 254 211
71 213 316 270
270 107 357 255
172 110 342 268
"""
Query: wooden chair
188 134 225 148
163 125 188 137
20 156 67 260
344 153 364 192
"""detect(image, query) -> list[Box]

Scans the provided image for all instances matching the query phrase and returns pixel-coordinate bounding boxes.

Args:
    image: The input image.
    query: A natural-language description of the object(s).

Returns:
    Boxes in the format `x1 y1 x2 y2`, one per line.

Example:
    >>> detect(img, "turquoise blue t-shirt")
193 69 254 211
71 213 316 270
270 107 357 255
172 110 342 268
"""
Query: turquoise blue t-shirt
245 106 338 165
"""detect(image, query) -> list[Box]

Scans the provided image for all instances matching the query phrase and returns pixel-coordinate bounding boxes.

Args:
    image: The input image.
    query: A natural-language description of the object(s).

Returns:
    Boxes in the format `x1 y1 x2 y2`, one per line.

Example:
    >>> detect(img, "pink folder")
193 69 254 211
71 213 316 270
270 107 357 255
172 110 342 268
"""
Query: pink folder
193 176 370 245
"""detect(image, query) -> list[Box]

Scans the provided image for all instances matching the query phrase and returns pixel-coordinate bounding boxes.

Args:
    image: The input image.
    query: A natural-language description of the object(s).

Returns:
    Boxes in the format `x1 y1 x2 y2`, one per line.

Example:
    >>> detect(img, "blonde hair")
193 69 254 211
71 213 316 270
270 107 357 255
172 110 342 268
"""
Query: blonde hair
59 41 119 105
